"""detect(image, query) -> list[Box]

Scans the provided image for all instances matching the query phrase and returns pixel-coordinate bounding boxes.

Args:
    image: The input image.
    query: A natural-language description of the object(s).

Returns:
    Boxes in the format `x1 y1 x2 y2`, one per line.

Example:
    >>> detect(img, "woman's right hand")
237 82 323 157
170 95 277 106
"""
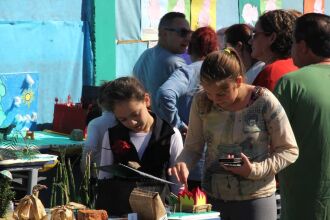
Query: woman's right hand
168 162 189 188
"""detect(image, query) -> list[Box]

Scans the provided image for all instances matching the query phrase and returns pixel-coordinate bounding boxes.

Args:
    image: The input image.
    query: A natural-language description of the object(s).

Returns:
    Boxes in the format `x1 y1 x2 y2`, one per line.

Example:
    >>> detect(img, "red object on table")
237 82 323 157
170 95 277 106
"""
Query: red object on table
52 104 87 134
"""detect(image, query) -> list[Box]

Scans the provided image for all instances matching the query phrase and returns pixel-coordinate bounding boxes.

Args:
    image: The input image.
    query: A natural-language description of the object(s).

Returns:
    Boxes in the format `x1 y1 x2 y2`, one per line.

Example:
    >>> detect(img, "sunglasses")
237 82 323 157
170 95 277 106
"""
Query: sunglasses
164 27 193 38
251 30 271 39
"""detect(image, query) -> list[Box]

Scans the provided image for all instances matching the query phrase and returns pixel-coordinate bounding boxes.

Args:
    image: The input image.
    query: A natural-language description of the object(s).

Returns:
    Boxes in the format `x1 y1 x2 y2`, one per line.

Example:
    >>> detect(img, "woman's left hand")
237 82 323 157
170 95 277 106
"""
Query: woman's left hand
221 153 252 178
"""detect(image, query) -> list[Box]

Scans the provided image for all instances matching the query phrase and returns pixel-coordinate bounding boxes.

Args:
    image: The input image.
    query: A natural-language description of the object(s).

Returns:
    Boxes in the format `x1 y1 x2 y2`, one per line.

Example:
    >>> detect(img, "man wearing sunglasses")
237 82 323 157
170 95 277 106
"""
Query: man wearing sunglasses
133 12 192 116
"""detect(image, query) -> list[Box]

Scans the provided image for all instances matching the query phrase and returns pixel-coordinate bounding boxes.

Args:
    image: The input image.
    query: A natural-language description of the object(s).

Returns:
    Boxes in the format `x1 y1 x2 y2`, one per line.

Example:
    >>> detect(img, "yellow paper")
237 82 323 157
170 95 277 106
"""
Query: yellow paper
191 0 216 31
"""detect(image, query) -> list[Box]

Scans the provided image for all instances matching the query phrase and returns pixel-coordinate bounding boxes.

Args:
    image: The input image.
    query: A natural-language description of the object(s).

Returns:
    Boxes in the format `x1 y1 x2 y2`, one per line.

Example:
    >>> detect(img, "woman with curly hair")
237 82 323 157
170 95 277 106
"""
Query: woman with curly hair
250 10 298 91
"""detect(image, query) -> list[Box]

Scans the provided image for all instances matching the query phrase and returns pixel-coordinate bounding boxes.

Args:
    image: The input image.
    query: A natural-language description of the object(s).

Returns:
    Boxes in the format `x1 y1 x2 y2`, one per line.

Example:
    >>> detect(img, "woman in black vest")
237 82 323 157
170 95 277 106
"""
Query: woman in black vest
96 77 183 216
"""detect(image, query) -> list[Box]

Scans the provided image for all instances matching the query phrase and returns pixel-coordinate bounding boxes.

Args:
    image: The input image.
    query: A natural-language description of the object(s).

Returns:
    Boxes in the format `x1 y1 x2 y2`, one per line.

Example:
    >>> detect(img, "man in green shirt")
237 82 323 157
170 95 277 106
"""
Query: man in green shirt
274 13 330 220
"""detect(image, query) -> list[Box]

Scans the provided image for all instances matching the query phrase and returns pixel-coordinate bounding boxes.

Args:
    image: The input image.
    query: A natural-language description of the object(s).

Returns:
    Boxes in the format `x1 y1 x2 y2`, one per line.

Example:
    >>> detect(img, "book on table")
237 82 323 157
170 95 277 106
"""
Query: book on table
96 163 176 216
167 211 220 220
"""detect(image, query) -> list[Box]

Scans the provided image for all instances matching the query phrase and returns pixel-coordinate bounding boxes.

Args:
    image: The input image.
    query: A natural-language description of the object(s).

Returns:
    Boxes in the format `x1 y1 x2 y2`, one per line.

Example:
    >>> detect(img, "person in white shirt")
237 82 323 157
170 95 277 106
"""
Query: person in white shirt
80 82 117 175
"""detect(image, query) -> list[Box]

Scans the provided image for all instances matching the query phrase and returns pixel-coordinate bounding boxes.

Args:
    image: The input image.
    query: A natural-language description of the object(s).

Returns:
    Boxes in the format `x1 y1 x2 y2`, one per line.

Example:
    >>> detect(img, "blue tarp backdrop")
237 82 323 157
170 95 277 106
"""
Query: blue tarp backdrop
0 0 92 125
116 0 141 40
1 0 330 125
0 0 83 21
116 42 148 78
0 21 84 124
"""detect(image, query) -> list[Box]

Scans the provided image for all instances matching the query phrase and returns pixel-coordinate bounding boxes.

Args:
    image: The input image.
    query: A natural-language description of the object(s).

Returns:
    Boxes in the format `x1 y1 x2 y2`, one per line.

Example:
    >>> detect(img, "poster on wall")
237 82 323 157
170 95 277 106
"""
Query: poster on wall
304 0 324 13
260 0 282 14
239 0 260 26
141 0 190 41
191 0 216 31
0 72 39 132
168 0 190 17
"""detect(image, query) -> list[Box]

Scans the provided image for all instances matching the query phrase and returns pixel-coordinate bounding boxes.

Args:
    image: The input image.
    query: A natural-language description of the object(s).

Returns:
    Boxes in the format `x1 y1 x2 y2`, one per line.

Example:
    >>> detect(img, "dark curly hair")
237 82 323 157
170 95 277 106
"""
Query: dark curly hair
188 26 218 58
258 9 297 58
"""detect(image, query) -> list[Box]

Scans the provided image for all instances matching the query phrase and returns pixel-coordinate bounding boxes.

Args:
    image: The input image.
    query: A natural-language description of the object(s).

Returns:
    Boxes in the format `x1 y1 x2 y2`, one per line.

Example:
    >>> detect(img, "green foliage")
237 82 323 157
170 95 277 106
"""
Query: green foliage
0 130 38 217
0 130 39 160
0 175 15 217
50 150 94 208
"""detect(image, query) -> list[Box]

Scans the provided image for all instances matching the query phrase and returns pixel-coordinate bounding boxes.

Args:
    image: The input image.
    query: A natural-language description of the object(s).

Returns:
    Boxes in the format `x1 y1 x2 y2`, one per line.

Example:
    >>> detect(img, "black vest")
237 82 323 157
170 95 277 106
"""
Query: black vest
96 115 175 216
108 115 174 178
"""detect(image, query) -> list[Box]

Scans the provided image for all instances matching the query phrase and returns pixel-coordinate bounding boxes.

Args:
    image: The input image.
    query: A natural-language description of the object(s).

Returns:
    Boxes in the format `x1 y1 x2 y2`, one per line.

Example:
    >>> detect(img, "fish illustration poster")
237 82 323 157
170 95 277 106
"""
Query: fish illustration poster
0 72 39 132
260 0 282 13
141 0 190 40
239 0 260 26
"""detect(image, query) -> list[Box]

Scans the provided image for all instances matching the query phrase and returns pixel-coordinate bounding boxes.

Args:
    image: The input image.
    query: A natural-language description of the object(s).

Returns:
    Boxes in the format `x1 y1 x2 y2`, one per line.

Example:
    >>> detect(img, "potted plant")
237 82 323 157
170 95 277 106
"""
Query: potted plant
0 170 15 217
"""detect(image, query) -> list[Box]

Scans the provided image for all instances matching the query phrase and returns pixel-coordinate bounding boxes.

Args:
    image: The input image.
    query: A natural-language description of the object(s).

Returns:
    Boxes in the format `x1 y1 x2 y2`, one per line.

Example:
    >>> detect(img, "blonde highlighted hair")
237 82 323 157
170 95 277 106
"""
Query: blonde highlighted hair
198 48 245 114
200 47 245 84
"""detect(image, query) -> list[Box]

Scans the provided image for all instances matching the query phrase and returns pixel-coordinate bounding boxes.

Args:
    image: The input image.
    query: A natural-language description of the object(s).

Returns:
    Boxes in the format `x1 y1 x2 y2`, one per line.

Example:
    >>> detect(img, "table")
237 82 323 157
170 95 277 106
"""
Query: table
1 130 81 195
4 130 84 154
0 154 58 194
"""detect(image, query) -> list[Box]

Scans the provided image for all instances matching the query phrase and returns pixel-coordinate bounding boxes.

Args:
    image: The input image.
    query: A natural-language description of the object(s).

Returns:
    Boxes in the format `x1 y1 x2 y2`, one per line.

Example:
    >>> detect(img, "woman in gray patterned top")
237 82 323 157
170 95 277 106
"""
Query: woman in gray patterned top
168 48 298 220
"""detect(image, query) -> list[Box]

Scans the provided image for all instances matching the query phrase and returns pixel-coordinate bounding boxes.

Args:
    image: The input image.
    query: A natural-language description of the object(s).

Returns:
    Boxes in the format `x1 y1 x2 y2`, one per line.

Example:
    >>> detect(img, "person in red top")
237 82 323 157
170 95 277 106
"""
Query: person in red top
250 10 298 91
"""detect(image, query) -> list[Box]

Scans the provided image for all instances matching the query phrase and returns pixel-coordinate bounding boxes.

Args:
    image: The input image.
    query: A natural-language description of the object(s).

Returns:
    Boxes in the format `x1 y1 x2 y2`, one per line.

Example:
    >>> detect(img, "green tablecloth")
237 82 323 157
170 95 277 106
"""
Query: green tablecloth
2 130 84 152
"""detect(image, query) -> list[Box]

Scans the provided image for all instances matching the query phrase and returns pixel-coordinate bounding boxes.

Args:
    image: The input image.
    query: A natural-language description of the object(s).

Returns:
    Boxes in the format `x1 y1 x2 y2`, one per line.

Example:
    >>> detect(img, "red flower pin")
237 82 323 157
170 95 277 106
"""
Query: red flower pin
112 140 131 155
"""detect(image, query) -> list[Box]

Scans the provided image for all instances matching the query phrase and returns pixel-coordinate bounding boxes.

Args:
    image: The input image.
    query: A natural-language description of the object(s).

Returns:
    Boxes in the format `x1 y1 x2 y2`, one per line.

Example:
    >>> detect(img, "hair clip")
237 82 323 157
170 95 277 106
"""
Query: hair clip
223 48 232 54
